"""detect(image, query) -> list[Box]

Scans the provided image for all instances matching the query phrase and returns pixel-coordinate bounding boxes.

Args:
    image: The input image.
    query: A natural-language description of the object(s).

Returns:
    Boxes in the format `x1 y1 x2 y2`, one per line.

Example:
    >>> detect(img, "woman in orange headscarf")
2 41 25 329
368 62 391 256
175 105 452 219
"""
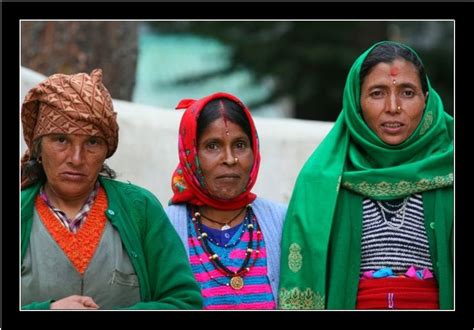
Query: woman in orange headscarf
21 69 202 310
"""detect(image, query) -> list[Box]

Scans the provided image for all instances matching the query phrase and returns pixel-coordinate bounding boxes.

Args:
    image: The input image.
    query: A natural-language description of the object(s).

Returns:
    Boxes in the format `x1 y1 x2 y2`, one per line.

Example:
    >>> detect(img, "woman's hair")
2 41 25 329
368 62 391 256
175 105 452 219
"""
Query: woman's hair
21 137 117 187
197 98 253 149
360 43 428 94
22 139 46 185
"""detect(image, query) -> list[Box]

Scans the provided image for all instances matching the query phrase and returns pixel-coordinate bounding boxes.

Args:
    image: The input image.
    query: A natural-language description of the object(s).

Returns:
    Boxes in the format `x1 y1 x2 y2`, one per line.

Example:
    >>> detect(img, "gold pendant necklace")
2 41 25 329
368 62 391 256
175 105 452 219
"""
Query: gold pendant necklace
191 205 260 291
230 276 244 290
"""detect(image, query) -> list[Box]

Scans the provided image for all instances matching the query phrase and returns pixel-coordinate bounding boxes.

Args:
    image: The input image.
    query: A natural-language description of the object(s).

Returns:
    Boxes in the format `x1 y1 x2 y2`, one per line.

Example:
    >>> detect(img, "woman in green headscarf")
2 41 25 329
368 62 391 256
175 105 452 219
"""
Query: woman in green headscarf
278 41 453 310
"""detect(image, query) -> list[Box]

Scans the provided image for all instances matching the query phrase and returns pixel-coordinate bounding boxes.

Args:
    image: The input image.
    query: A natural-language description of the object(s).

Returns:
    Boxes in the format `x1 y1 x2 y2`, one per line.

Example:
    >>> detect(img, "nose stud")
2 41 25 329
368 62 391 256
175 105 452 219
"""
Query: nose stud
234 157 239 163
397 106 401 112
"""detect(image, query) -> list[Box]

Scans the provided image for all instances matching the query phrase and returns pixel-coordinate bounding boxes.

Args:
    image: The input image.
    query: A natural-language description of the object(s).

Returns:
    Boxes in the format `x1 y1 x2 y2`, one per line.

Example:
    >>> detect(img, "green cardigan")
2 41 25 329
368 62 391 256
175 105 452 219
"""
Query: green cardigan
21 176 203 310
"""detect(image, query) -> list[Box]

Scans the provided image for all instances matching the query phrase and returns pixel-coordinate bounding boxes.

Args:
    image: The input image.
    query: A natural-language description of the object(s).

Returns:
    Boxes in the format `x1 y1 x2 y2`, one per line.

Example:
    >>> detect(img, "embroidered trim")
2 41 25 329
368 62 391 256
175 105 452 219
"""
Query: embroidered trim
35 187 108 275
279 287 325 309
288 243 303 273
342 173 453 198
419 111 433 136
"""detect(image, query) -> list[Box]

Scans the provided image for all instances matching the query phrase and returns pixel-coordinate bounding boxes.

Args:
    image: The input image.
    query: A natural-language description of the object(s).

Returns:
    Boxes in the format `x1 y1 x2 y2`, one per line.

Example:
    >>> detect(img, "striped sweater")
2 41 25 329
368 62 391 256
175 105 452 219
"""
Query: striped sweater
360 193 433 275
166 197 287 308
187 208 275 309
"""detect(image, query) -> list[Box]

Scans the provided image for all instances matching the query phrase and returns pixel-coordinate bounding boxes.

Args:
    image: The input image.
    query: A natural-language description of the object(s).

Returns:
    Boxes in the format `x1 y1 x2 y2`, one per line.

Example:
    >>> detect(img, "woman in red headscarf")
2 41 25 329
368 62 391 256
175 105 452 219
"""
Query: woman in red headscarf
166 92 287 309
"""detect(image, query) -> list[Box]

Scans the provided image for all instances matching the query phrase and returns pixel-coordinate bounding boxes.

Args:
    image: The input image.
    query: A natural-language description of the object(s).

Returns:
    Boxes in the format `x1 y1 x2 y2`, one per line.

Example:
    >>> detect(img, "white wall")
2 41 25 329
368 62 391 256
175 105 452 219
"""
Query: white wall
20 67 334 205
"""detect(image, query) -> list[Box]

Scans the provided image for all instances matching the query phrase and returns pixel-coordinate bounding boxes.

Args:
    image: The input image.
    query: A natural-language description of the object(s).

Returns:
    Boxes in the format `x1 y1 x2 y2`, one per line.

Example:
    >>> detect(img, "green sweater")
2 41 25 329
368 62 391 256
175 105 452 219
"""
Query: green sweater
21 176 203 310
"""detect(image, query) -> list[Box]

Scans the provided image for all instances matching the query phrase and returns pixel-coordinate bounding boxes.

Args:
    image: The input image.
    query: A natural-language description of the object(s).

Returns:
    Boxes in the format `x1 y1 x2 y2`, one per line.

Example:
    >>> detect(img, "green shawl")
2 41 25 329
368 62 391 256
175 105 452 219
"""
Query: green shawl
278 41 453 310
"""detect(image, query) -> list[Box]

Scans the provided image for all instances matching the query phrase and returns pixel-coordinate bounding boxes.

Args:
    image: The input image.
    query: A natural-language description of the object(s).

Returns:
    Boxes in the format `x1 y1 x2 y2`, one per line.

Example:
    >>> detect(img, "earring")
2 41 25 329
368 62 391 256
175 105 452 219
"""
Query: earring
37 156 42 164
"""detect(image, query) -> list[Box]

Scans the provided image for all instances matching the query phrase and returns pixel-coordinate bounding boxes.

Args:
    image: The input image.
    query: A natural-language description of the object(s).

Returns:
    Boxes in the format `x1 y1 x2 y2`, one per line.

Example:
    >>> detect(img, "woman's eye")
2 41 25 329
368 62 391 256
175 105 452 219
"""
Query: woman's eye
370 90 384 98
402 90 415 97
88 138 98 145
55 136 67 143
236 141 247 149
206 142 218 150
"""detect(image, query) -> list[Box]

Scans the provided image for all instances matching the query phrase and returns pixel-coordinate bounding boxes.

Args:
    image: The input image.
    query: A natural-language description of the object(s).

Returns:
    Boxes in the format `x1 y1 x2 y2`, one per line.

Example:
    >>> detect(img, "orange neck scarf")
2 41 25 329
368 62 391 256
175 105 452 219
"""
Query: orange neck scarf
35 186 108 275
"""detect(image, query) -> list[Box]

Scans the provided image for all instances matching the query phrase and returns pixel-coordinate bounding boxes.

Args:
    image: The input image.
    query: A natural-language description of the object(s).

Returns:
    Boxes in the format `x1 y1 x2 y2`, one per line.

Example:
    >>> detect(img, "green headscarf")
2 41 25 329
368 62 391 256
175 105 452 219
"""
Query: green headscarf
278 41 453 309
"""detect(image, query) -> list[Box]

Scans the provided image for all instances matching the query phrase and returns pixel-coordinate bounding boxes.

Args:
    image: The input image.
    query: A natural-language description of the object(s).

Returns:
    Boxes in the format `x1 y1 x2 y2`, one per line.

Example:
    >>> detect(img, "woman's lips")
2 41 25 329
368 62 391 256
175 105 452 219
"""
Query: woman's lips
215 174 240 182
60 172 86 181
381 122 404 134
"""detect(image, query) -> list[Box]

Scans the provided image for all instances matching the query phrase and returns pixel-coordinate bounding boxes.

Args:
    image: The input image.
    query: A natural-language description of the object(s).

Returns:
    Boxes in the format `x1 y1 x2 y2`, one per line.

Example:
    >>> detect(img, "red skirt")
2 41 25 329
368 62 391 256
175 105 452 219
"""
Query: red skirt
356 277 439 309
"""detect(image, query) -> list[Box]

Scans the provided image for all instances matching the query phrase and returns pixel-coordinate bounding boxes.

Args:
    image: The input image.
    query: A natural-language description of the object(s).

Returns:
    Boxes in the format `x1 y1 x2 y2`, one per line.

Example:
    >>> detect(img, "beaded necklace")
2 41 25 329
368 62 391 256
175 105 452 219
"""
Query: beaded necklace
190 204 262 290
195 208 248 248
376 197 409 230
197 207 246 231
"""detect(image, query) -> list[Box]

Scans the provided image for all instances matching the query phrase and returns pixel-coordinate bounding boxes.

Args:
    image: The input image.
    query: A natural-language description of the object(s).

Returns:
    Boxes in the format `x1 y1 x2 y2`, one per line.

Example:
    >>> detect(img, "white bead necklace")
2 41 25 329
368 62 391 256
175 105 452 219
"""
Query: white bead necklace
376 197 409 230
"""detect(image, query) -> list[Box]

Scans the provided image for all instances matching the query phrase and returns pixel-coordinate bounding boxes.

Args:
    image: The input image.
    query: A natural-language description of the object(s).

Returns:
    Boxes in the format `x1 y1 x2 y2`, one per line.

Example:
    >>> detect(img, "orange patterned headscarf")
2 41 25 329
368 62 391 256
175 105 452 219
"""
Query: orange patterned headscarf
21 68 119 165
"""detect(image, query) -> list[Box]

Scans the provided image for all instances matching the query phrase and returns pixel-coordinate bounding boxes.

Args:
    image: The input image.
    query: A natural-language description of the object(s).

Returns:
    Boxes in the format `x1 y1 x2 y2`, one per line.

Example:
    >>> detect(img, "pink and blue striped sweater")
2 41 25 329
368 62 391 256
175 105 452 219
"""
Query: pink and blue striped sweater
166 198 287 309
187 209 276 309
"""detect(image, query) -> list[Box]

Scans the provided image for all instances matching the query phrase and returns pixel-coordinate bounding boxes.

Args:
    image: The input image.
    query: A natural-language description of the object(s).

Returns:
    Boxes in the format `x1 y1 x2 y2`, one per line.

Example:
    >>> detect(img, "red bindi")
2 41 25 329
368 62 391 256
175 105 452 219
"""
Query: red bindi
390 67 399 77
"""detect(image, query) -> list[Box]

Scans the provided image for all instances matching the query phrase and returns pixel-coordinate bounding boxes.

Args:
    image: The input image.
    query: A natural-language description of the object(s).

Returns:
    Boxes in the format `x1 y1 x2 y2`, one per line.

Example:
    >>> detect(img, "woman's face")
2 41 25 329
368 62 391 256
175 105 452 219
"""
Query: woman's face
197 117 254 200
40 133 108 202
360 58 427 145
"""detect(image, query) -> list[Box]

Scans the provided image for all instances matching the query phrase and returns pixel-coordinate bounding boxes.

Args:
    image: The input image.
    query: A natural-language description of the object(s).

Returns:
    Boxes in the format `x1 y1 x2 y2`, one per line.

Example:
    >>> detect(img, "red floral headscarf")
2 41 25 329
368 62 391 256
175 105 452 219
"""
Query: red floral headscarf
170 92 261 210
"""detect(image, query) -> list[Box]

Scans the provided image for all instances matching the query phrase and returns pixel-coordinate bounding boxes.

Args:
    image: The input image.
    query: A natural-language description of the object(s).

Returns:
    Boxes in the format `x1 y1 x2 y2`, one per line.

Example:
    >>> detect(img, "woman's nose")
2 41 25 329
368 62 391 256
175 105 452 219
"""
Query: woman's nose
68 145 85 165
387 94 399 114
222 147 237 165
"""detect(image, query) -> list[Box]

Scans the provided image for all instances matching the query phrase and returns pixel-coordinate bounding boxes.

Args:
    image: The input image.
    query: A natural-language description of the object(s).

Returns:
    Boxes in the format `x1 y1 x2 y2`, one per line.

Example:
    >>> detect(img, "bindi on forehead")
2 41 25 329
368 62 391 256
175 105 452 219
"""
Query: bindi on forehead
390 66 400 85
390 66 400 77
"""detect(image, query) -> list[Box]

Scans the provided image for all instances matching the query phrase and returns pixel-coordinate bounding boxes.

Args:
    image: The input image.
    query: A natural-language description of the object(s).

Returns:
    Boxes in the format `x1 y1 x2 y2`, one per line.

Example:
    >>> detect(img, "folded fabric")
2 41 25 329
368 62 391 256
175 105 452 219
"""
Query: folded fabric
405 266 434 280
372 267 394 278
362 270 375 279
356 277 439 309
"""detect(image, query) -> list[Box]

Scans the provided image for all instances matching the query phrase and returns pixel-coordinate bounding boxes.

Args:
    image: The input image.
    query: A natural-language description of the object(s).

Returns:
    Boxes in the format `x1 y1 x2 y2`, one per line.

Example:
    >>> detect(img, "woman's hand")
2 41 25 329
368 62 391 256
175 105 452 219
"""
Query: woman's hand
50 295 99 309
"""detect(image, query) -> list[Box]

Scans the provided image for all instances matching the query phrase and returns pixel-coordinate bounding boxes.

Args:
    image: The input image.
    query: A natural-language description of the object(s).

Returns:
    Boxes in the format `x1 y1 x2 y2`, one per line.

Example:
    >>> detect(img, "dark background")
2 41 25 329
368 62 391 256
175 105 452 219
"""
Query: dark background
2 1 472 328
20 20 453 122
